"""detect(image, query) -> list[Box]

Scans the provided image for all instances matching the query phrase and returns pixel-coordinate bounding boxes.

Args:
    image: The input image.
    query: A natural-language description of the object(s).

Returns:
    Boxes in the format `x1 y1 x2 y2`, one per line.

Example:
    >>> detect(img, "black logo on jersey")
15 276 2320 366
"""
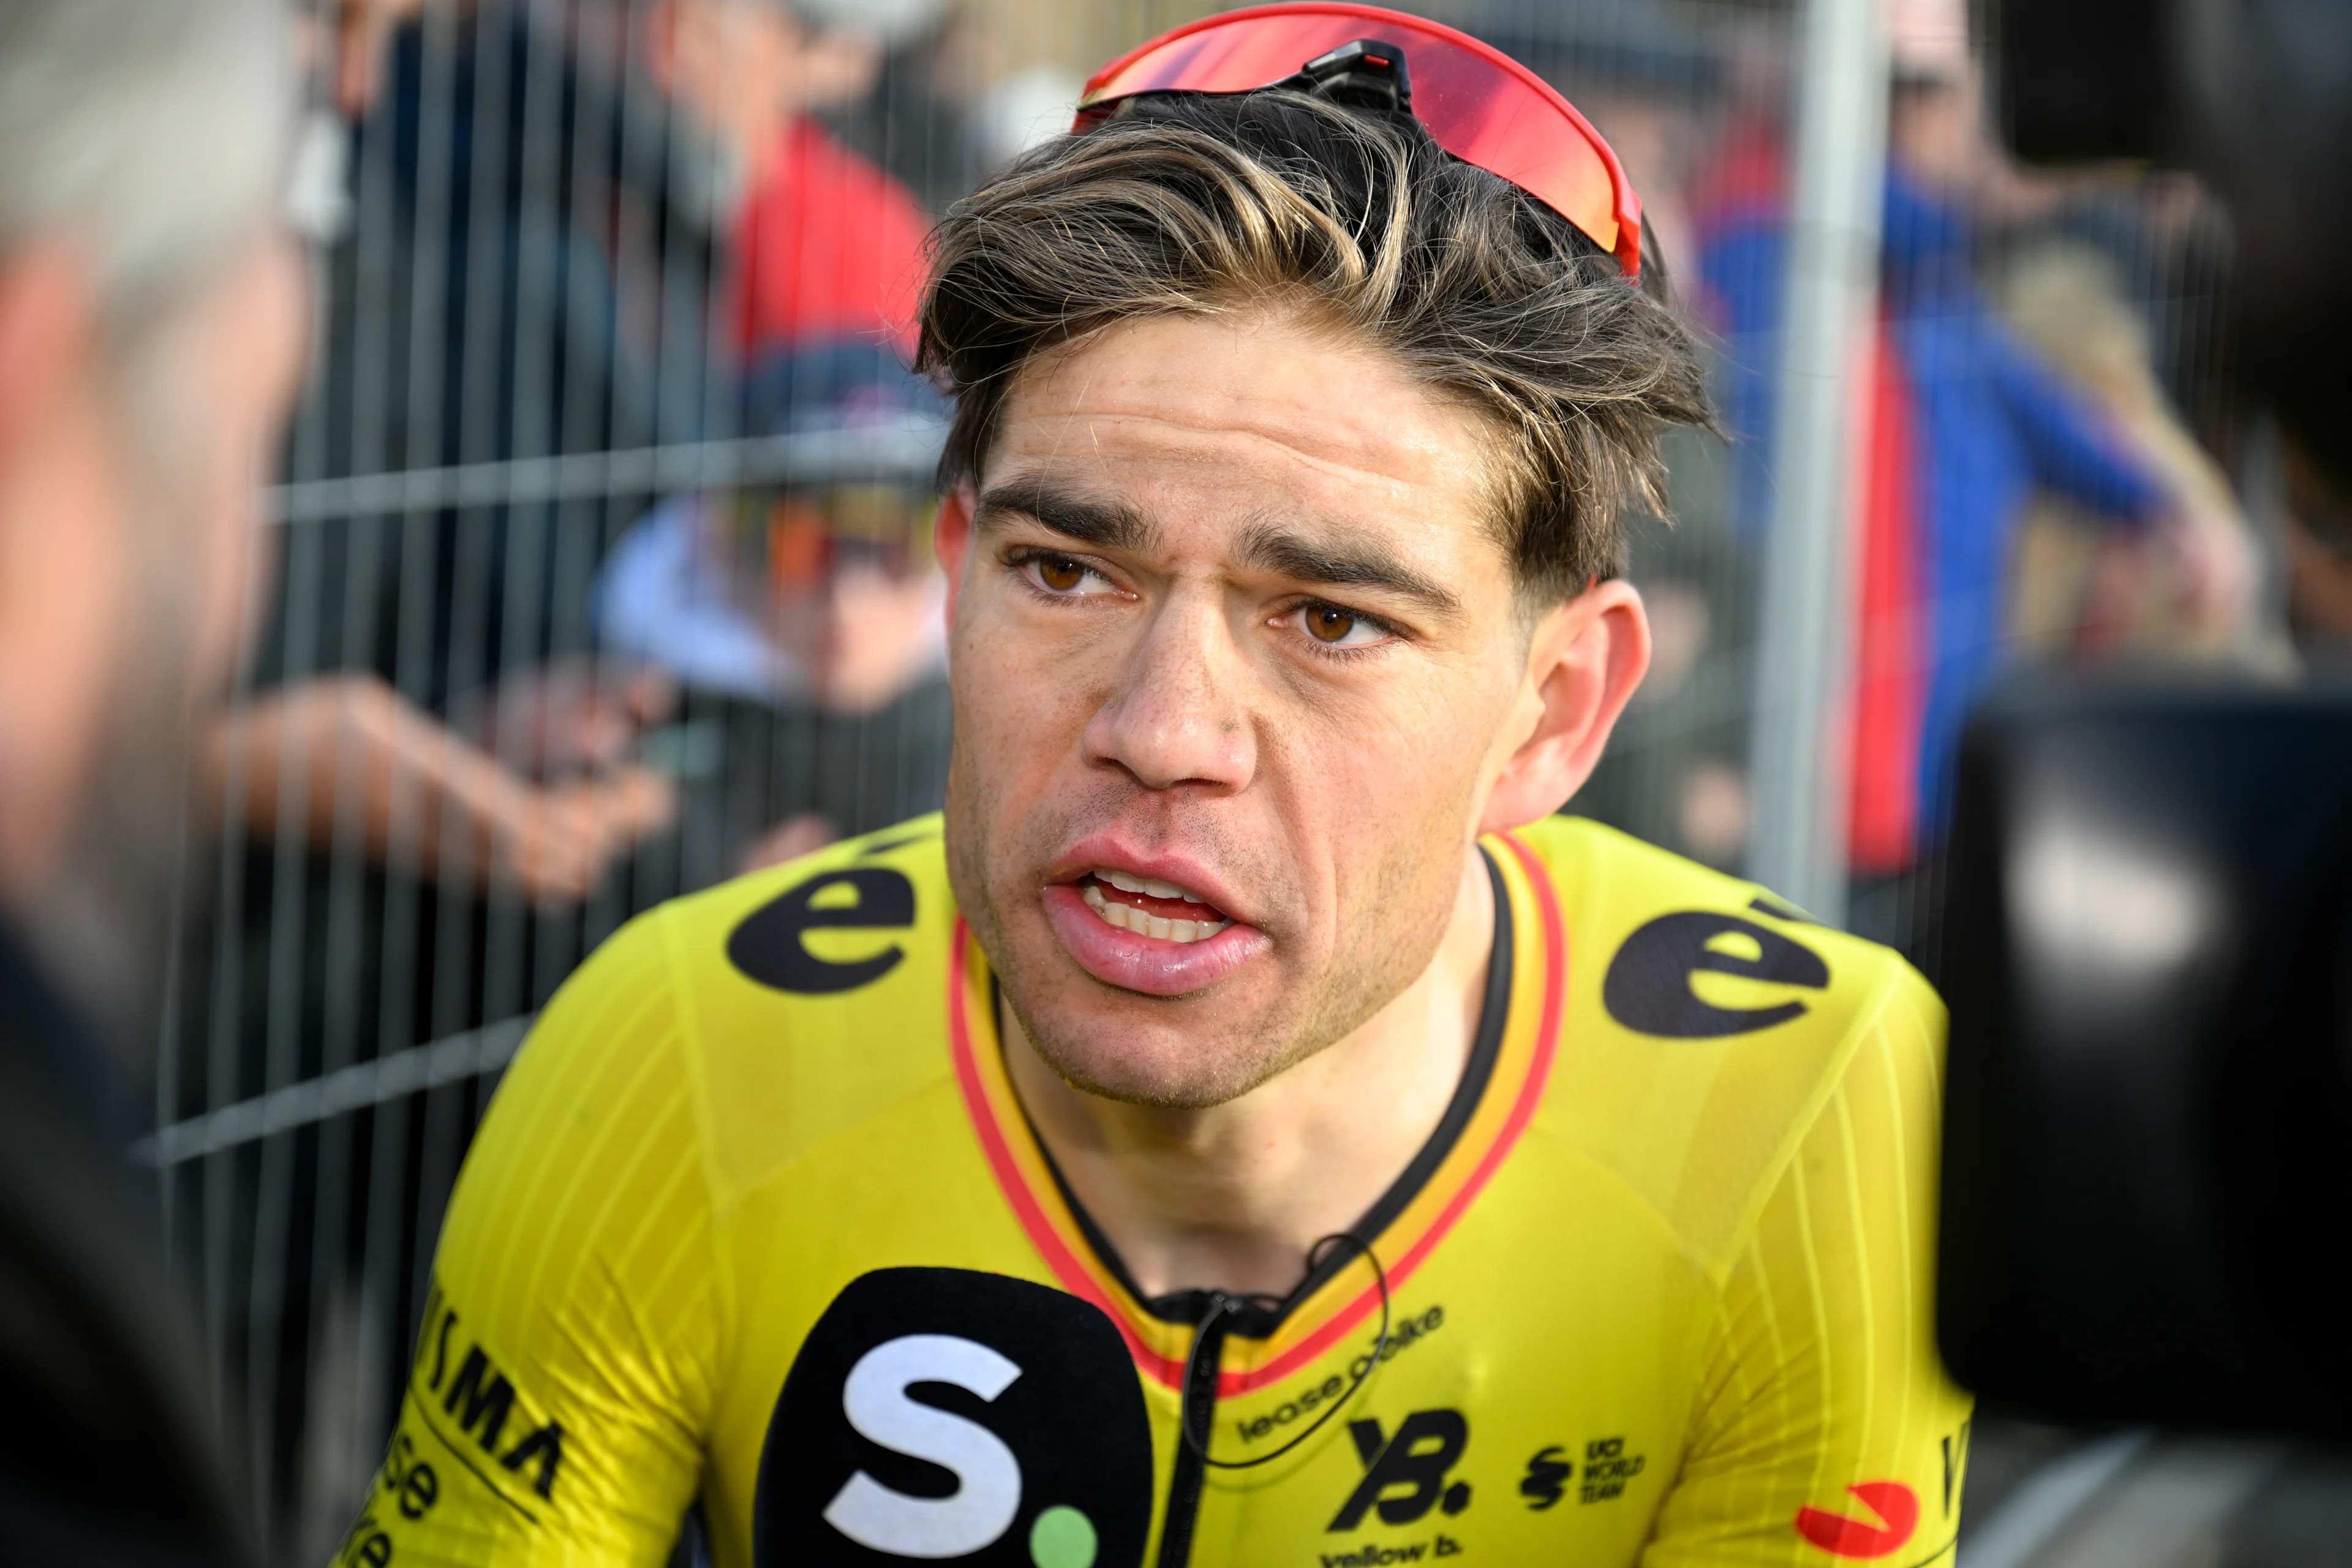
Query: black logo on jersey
410 1283 566 1506
1327 1410 1472 1532
1601 910 1830 1038
1520 1446 1572 1510
1577 1435 1645 1502
755 1268 1152 1566
729 867 916 994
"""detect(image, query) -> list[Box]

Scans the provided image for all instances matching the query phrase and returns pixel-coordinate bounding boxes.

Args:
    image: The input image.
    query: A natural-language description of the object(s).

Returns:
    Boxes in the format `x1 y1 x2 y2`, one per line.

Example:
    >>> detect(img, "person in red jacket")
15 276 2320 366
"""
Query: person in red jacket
646 0 933 356
732 110 932 355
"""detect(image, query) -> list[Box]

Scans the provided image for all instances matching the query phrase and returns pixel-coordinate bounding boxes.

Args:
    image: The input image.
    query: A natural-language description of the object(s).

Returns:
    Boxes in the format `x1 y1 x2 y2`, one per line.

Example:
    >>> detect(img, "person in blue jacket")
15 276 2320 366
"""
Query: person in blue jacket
1697 82 2169 850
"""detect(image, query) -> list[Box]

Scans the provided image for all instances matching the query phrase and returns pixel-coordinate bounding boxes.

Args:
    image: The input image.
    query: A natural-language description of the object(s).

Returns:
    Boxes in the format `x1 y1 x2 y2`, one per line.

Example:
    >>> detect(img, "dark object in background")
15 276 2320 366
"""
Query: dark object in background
1994 0 2352 492
1937 679 2352 1433
0 925 251 1566
1469 0 1722 97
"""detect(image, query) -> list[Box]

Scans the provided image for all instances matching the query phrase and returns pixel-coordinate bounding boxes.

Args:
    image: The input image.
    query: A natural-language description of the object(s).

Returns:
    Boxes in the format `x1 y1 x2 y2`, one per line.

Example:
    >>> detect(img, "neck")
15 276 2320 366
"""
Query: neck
1002 846 1494 1302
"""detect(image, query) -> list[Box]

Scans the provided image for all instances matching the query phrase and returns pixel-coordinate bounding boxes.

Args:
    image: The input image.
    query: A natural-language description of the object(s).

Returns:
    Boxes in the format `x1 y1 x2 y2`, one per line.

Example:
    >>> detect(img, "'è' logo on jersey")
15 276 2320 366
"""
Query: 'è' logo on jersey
729 864 918 994
754 1268 1152 1566
1602 903 1830 1038
410 1282 567 1507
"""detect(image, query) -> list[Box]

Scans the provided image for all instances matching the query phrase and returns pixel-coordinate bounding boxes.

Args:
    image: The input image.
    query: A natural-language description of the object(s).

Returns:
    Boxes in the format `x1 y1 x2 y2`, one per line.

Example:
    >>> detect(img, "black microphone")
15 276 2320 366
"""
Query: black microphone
756 1267 1156 1566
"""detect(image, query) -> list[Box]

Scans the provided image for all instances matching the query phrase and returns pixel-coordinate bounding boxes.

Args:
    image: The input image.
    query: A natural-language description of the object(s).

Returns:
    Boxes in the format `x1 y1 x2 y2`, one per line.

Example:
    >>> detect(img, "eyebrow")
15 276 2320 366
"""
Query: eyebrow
978 482 1464 621
975 481 1158 554
1238 521 1463 619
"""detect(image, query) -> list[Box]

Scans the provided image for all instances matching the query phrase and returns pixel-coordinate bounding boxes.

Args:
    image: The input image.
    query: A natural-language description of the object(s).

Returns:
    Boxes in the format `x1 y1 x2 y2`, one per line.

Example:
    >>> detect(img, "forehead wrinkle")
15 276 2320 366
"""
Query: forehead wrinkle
1009 330 1476 498
990 412 1506 608
995 314 1512 577
1012 404 1453 503
1003 333 1115 481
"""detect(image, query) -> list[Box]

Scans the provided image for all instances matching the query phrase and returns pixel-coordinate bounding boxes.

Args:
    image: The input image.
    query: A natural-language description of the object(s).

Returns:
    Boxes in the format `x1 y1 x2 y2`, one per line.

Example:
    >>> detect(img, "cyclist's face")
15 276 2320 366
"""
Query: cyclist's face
941 306 1615 1107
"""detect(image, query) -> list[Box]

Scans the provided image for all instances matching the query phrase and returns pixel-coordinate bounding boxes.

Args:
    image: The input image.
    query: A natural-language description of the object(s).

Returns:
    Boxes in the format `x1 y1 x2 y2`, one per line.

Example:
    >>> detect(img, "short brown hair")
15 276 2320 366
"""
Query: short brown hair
917 88 1713 598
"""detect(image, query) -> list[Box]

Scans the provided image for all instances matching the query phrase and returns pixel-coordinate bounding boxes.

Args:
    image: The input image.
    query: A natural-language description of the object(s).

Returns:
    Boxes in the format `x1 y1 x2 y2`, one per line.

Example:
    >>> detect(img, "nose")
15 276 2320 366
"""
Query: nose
1082 589 1257 794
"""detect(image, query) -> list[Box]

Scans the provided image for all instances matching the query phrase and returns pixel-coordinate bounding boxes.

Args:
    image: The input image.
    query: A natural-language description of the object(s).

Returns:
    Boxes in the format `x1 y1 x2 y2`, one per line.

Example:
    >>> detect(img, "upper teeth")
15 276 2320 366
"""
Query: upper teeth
1082 878 1231 943
1099 868 1204 903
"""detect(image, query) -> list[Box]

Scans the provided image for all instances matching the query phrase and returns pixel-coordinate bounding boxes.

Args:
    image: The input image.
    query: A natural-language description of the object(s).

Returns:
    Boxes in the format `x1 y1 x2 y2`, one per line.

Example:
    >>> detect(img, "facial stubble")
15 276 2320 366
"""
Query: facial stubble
944 746 1477 1111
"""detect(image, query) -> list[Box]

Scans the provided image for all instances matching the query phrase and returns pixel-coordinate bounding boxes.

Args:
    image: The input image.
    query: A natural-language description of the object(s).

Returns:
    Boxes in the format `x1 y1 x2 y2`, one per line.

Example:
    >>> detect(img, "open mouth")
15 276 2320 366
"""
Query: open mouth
1041 853 1268 996
1077 869 1234 945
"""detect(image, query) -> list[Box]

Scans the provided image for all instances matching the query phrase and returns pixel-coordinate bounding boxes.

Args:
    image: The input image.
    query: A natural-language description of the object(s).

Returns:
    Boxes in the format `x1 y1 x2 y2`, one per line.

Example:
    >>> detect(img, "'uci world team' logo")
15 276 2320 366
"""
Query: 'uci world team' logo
755 1268 1153 1567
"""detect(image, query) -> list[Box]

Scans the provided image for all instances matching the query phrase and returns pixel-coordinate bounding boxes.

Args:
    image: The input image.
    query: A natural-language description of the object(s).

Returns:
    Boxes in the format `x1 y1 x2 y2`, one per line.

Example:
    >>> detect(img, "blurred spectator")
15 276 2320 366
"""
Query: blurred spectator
211 0 942 920
214 0 720 929
665 0 936 355
616 1 952 872
210 0 947 925
816 0 997 216
598 339 952 870
0 0 304 1558
178 11 834 1548
1876 71 2230 851
1992 239 2261 663
1693 53 2238 921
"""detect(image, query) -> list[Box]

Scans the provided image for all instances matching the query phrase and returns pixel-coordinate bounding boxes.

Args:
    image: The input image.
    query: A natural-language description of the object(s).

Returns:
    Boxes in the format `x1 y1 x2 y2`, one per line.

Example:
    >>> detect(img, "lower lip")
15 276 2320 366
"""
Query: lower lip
1041 884 1270 997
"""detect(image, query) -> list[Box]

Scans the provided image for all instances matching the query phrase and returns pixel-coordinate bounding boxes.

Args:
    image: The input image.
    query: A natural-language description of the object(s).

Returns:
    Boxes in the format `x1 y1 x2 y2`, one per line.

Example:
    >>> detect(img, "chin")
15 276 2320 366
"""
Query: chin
1012 989 1300 1110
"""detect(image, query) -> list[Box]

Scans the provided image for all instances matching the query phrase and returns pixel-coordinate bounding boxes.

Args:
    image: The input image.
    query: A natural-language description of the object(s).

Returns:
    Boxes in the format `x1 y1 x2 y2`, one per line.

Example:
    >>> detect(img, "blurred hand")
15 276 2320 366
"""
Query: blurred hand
450 657 678 778
470 767 676 908
735 813 838 875
2160 505 2258 641
206 673 677 910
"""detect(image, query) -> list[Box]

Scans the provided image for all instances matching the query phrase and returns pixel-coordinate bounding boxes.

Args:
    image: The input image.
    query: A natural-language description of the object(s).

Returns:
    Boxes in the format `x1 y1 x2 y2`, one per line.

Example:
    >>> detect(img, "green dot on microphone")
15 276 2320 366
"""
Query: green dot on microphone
1029 1504 1098 1568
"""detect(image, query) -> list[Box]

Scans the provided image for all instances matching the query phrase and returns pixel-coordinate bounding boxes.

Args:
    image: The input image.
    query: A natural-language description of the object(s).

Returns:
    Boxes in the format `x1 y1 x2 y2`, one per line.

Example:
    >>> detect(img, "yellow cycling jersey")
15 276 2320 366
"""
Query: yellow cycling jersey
343 814 1970 1568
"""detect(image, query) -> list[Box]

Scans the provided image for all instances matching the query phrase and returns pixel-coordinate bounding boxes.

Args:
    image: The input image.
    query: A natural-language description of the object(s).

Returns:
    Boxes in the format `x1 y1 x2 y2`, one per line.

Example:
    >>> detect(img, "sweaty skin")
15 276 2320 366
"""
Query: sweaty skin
937 304 1651 1298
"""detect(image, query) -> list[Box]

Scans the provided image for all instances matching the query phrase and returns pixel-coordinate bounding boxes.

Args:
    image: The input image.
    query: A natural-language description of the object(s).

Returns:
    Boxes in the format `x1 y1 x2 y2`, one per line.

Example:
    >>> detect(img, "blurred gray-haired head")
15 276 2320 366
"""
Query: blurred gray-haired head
0 0 292 349
0 0 297 1052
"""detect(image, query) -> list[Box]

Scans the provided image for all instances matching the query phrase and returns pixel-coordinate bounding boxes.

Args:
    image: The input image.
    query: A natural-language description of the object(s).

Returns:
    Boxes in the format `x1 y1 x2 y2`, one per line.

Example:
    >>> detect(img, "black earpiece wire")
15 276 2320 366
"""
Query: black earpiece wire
1176 1232 1392 1469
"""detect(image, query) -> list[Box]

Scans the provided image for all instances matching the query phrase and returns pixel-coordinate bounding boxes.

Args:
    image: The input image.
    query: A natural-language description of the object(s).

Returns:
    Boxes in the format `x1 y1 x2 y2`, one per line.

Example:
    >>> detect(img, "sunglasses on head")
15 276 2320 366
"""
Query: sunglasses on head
1074 1 1643 280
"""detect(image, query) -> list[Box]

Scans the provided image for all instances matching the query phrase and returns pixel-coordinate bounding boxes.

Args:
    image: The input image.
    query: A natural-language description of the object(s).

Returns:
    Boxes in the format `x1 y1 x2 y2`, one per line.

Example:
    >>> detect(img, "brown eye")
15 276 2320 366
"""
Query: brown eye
1036 555 1085 591
1306 605 1359 643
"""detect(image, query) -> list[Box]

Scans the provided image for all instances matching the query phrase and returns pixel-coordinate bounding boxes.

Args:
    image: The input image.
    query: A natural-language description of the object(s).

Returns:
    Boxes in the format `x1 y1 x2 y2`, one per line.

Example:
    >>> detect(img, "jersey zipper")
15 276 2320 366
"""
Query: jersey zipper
1155 1294 1232 1568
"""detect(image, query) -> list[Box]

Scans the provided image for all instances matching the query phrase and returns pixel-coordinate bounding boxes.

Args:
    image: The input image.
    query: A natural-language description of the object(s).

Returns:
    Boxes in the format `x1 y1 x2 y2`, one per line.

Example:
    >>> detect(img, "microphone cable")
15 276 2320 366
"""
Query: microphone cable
1176 1231 1392 1469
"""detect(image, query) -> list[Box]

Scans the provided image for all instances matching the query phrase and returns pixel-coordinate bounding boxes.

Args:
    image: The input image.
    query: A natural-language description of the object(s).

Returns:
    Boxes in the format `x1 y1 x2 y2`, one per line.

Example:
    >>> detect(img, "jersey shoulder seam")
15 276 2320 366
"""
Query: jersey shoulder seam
1530 1125 1728 1288
1521 812 1921 1287
652 900 740 1374
1705 949 1918 1291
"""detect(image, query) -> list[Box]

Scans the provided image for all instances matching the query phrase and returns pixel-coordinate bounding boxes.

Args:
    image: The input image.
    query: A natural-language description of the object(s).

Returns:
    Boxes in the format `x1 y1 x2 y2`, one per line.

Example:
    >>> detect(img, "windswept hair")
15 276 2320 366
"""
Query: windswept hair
917 89 1713 598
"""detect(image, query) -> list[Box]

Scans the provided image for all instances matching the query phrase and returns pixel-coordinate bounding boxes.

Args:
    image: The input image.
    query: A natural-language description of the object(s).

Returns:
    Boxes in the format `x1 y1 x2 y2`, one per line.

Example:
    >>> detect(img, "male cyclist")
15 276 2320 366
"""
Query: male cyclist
350 9 1970 1566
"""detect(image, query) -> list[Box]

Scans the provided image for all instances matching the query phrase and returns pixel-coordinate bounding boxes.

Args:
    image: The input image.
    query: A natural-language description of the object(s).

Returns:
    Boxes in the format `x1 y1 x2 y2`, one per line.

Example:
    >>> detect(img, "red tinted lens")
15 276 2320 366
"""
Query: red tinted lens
1076 2 1640 277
